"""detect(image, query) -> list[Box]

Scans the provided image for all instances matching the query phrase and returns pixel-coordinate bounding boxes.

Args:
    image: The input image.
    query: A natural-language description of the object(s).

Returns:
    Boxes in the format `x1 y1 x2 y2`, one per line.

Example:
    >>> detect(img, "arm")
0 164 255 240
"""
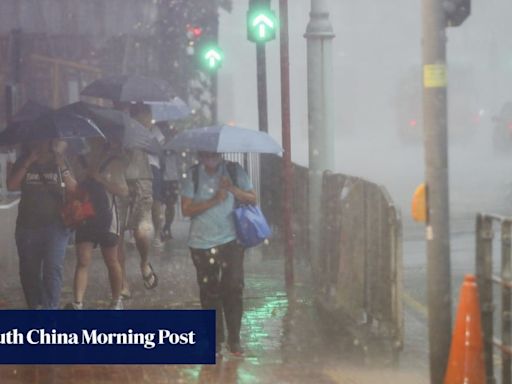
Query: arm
7 153 38 191
181 189 227 217
55 154 78 193
92 159 129 197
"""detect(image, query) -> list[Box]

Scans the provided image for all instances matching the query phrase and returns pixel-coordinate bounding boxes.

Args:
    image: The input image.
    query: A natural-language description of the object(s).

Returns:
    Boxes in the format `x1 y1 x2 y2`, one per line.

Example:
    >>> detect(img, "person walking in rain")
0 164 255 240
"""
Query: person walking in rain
7 139 76 309
158 122 180 242
181 151 256 357
117 103 158 296
67 137 128 310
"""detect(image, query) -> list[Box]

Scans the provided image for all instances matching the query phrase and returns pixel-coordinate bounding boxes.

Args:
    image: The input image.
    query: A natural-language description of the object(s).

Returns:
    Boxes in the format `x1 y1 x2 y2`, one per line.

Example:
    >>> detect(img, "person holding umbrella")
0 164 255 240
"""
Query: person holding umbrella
67 137 128 310
81 75 175 295
116 103 158 294
181 151 257 357
5 110 103 309
7 139 77 309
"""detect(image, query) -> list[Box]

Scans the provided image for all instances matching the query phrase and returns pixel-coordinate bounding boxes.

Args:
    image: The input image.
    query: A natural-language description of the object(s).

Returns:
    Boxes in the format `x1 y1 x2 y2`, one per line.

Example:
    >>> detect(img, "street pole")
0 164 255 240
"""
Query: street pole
256 43 269 133
279 0 294 293
304 0 335 274
422 0 452 382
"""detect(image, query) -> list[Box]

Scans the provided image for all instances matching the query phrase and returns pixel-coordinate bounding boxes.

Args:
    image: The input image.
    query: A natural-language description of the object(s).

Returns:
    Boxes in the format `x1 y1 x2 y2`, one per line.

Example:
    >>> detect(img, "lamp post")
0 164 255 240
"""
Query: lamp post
304 0 335 272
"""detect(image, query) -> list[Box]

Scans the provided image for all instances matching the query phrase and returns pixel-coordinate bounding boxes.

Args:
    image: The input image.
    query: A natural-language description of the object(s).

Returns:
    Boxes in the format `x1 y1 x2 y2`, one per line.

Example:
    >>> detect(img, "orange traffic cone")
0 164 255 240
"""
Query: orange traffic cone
444 275 486 384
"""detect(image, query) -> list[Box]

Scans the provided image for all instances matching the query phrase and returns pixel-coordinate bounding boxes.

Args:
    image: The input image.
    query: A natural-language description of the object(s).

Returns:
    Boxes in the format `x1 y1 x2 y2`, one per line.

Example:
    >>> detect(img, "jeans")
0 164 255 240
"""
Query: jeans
190 241 244 348
15 223 71 309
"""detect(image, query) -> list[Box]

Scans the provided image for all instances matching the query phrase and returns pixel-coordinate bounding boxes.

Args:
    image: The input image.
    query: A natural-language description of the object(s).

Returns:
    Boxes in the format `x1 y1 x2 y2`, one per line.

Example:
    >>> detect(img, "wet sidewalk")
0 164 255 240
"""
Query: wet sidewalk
0 218 428 384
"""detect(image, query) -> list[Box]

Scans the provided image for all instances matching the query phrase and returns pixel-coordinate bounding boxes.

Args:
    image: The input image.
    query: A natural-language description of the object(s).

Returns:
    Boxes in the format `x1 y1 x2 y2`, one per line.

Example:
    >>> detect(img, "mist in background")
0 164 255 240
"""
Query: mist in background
218 0 512 215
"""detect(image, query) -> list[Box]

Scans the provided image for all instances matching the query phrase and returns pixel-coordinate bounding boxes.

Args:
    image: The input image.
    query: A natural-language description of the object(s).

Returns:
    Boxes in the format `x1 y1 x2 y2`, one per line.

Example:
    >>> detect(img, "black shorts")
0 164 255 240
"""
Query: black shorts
162 180 179 205
151 165 164 202
75 228 119 248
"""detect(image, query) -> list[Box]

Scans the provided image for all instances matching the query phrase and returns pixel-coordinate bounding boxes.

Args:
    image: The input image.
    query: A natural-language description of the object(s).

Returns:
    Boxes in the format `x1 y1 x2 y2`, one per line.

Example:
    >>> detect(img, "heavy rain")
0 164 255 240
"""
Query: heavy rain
0 0 510 383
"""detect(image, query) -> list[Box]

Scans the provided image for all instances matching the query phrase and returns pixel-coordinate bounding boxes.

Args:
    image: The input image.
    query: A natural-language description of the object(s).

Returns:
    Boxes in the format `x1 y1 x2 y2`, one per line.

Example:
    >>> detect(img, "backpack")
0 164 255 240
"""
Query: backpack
191 160 238 194
78 156 118 231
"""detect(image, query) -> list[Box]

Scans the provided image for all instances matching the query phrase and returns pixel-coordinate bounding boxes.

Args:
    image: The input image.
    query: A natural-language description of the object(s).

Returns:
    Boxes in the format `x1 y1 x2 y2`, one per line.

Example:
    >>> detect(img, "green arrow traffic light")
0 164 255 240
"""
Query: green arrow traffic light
199 45 224 71
247 7 278 43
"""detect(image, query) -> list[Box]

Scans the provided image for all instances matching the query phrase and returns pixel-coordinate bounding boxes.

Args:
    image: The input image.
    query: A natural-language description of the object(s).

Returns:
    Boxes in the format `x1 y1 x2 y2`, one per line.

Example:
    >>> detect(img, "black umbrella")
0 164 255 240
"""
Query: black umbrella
59 102 160 155
0 101 54 145
80 75 175 103
0 110 104 145
11 100 53 122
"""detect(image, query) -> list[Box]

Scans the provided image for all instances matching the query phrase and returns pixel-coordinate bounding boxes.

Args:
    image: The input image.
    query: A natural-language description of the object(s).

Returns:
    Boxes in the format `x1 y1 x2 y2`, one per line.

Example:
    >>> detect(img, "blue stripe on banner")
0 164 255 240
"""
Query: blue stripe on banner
0 310 215 364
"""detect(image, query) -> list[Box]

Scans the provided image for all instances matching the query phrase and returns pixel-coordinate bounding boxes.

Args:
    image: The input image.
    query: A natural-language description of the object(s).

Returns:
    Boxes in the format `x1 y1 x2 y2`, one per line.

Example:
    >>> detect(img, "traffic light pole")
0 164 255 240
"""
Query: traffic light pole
279 0 294 293
256 43 269 133
422 1 452 382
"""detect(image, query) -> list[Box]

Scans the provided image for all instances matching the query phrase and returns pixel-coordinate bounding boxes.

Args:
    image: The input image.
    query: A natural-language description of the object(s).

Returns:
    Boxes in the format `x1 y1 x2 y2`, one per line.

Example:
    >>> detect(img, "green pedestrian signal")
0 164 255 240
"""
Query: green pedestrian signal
247 6 278 43
199 45 224 71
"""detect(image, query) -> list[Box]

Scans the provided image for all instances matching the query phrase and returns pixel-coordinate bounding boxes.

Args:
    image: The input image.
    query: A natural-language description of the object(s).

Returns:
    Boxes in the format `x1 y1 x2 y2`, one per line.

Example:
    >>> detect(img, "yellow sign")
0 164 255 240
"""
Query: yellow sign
411 183 427 223
423 64 447 88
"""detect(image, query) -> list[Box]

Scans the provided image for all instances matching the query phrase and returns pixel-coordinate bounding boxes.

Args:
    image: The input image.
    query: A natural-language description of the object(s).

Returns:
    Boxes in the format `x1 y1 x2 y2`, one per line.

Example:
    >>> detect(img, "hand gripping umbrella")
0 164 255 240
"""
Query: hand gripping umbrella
164 125 283 154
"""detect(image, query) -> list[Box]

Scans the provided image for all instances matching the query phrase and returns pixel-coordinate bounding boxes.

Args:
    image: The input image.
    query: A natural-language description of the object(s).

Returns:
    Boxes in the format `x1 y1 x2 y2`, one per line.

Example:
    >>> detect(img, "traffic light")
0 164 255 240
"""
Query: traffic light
444 0 470 27
198 44 224 71
186 24 203 56
247 1 278 43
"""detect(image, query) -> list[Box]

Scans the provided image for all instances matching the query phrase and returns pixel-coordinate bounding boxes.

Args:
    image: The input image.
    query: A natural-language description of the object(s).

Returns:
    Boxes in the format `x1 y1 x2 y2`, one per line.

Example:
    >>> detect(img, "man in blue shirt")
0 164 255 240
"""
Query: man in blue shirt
181 151 256 357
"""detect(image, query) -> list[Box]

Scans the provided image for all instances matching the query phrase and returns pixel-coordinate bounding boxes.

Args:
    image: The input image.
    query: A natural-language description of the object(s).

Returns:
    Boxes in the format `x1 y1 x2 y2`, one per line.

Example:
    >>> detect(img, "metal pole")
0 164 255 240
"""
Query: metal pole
304 0 335 274
501 221 511 384
422 1 452 382
279 0 294 293
256 43 269 133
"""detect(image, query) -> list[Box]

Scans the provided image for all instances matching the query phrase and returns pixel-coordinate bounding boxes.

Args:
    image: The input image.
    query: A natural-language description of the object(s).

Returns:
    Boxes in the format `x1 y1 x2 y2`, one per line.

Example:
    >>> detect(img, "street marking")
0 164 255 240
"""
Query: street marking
423 64 447 88
402 292 428 318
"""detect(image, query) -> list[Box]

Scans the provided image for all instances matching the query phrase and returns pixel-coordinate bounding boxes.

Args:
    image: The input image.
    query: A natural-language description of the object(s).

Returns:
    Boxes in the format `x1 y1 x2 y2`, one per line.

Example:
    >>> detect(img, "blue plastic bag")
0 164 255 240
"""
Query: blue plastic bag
234 205 272 248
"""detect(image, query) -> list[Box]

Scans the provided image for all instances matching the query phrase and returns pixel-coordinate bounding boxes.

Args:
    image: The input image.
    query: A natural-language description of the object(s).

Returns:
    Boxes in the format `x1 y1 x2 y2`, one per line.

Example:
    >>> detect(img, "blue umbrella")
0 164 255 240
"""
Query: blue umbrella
164 125 283 154
147 97 191 123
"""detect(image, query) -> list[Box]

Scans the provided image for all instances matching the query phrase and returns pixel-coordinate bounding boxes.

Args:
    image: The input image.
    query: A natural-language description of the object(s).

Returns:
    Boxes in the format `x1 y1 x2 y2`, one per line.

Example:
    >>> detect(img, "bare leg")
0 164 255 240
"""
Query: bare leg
117 231 130 297
74 242 94 304
101 245 122 300
134 219 156 288
151 200 164 241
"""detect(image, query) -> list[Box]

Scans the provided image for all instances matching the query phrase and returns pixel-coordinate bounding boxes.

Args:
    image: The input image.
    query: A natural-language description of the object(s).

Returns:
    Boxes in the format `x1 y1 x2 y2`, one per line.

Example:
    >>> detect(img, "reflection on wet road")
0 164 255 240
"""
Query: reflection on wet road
0 218 428 383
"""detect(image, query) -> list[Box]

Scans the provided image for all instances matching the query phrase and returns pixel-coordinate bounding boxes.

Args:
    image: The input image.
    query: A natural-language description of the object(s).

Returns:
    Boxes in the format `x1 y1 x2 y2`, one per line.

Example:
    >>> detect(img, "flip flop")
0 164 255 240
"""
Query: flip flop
142 263 158 290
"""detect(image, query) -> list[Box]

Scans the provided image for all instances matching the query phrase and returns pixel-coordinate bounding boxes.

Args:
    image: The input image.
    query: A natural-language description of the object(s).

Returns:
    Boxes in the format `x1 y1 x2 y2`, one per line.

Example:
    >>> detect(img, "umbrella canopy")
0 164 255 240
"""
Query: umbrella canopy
164 125 283 154
0 110 104 145
147 98 191 123
59 102 160 155
11 100 53 122
0 101 54 145
80 75 175 103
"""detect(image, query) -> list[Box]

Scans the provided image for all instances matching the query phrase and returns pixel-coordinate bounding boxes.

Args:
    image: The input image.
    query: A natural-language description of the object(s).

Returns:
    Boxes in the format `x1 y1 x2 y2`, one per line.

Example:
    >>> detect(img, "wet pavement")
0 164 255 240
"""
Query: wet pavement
0 216 429 384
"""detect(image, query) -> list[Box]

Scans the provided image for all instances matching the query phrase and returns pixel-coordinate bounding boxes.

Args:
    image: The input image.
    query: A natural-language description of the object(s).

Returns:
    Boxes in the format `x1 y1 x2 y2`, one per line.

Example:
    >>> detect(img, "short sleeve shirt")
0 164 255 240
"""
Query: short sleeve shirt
181 161 253 249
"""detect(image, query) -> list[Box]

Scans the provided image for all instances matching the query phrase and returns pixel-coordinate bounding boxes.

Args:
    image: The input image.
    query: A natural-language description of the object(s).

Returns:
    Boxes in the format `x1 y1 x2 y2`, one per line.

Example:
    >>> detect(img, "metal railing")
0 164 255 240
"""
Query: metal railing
315 171 403 363
476 213 512 384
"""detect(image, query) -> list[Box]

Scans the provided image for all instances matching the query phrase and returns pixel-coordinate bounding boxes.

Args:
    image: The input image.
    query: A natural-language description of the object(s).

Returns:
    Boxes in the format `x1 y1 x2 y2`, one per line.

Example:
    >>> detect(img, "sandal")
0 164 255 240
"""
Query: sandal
142 263 158 290
120 288 131 300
